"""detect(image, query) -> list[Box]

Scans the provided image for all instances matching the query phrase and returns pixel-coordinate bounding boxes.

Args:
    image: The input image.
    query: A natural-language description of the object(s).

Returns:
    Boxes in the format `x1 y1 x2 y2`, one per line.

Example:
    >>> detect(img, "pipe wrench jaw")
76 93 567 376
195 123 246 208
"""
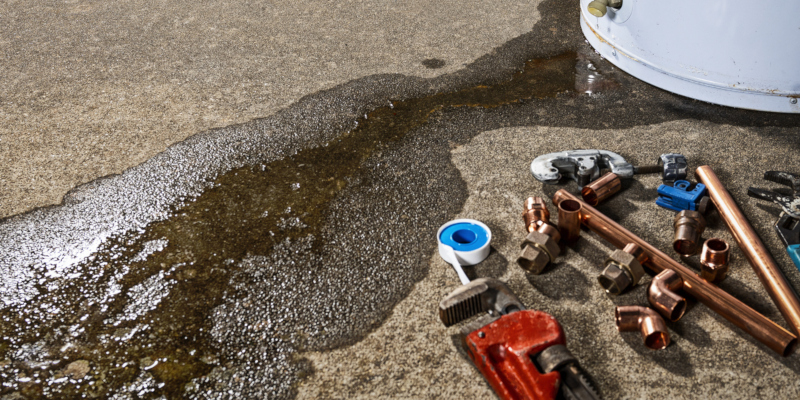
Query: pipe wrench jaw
463 310 565 400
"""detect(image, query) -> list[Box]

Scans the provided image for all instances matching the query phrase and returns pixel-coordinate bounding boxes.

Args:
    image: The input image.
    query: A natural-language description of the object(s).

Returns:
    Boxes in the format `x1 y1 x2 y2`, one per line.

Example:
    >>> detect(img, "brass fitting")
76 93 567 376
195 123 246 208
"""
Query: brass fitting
581 172 621 206
598 243 646 295
615 306 670 350
648 270 686 322
587 0 623 17
557 199 582 243
673 210 706 256
701 238 730 283
517 223 561 274
522 196 550 233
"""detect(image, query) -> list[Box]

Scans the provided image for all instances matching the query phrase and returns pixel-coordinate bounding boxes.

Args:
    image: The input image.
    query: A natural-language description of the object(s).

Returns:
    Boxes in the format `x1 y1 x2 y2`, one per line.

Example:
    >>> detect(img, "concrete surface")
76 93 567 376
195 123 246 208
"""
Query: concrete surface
0 0 539 218
2 0 800 399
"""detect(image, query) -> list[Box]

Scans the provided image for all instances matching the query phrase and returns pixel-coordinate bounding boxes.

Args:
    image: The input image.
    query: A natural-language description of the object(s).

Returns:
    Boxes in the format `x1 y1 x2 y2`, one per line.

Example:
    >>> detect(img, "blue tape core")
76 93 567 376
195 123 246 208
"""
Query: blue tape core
440 222 489 252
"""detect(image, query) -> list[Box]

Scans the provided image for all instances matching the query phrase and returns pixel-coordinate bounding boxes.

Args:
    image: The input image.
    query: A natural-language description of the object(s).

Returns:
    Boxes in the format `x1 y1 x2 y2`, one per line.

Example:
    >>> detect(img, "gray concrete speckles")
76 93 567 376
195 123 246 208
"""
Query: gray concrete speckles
0 0 541 218
2 0 800 398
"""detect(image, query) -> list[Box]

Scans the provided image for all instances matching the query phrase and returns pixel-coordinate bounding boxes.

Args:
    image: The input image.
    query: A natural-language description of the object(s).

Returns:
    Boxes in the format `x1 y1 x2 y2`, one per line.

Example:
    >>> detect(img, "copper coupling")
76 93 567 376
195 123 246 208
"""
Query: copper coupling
523 197 550 233
673 210 706 256
701 238 730 283
557 199 582 243
616 306 671 350
648 270 686 322
598 243 646 295
581 172 621 206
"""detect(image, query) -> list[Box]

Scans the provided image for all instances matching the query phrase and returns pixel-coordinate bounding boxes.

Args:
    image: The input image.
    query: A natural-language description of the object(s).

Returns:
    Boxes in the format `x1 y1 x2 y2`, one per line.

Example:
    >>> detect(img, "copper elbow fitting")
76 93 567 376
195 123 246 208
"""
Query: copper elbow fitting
701 238 730 283
598 243 646 295
615 306 671 350
522 197 550 233
673 210 706 256
648 270 686 322
581 172 622 206
557 199 582 243
517 223 561 274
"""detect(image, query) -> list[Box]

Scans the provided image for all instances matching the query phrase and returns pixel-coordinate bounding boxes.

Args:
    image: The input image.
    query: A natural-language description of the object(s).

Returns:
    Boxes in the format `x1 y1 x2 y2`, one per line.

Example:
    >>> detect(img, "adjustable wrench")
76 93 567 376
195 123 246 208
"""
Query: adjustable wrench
439 278 601 400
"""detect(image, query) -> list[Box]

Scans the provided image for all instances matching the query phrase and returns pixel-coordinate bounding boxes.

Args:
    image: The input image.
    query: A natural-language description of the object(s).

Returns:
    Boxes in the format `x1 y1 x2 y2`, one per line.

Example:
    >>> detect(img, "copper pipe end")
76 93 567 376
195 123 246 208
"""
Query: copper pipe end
649 270 687 322
581 172 622 206
623 243 648 265
558 199 582 243
523 196 551 233
616 305 671 350
673 210 706 256
701 238 730 283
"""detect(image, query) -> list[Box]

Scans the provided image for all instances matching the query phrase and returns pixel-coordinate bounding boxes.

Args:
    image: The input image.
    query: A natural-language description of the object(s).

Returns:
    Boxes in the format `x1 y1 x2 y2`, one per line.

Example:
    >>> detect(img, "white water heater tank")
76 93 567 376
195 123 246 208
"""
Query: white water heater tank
580 0 800 113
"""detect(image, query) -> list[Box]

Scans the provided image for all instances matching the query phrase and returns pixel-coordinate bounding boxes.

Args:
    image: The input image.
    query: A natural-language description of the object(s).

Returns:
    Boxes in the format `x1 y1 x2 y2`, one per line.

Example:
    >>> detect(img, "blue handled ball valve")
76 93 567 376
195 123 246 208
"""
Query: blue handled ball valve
656 180 711 214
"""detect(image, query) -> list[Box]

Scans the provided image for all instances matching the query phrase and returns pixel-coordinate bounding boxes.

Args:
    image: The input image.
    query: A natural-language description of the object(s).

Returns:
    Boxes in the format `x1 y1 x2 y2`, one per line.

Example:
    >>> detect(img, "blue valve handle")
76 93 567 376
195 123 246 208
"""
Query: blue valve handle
787 244 800 272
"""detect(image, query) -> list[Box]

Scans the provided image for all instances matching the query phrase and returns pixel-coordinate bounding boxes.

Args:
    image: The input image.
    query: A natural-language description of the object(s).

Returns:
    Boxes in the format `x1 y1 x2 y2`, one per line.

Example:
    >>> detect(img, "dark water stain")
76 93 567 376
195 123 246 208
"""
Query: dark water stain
0 53 577 398
422 58 446 69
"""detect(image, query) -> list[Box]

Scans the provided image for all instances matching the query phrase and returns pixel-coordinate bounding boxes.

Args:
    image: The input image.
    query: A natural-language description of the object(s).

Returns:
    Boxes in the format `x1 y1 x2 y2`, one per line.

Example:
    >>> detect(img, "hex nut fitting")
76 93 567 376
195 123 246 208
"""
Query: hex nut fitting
598 243 646 295
701 238 730 283
517 224 561 274
673 210 706 256
523 196 550 233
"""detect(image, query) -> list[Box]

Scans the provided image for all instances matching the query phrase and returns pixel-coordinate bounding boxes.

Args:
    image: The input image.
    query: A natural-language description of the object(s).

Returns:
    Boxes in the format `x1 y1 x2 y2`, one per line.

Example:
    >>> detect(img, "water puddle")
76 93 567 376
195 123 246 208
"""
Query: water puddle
0 52 580 398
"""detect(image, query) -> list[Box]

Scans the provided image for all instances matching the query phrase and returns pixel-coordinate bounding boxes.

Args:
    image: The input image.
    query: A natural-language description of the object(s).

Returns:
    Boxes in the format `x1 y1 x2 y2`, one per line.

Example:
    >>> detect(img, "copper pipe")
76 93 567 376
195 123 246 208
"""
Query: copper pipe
649 270 686 322
700 238 730 283
523 196 550 233
553 189 797 356
697 165 800 338
673 210 706 256
581 172 621 206
615 306 671 350
557 199 582 242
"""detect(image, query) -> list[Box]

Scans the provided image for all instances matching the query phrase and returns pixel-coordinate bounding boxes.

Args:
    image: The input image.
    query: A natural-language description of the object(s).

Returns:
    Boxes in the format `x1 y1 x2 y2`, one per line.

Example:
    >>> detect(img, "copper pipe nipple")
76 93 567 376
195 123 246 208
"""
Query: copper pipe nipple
701 238 730 283
523 196 550 233
673 210 706 256
557 199 582 243
581 172 622 206
649 270 687 322
615 306 671 350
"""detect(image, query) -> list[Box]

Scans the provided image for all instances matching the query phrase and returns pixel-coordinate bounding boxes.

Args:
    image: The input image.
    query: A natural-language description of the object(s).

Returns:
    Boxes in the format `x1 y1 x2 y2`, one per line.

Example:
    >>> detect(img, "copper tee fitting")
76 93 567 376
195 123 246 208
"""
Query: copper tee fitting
673 210 706 256
557 199 582 243
701 238 730 283
517 223 561 274
581 172 621 206
522 197 550 233
649 270 686 322
616 305 671 350
598 243 646 295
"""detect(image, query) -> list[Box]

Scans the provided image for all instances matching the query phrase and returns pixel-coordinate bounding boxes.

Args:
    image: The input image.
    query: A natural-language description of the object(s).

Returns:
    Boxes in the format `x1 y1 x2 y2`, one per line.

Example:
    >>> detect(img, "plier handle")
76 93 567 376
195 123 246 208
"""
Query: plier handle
748 171 800 271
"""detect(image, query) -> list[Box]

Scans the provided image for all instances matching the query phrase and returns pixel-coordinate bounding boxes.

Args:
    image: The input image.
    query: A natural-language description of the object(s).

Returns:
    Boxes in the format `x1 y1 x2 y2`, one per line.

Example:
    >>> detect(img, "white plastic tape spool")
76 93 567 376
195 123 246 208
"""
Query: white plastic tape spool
437 219 492 285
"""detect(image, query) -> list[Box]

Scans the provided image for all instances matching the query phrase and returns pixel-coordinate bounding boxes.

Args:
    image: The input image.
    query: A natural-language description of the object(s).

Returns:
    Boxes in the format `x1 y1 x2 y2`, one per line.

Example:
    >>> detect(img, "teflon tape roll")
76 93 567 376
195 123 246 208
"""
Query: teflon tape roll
437 219 492 284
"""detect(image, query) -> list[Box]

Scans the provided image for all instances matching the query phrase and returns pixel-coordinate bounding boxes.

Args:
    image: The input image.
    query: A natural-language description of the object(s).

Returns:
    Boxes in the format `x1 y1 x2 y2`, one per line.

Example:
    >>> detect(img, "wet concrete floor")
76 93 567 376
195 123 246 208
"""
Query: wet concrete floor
2 0 800 399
